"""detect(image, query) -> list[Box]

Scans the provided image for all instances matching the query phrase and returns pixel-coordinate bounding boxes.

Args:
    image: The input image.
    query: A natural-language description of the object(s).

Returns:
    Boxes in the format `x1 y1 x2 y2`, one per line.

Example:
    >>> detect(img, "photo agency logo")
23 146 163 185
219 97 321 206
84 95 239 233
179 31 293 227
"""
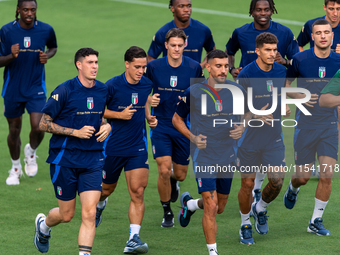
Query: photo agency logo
200 83 312 128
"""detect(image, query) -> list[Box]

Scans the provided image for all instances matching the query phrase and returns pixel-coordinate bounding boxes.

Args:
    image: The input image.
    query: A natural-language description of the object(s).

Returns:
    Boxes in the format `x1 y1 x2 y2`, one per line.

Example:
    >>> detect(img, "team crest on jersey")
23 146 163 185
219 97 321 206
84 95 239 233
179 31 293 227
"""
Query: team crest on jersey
102 170 106 179
319 67 326 78
87 97 94 110
267 80 273 92
198 178 202 187
216 100 222 112
170 76 177 87
236 157 240 167
152 145 156 155
24 37 31 48
132 93 138 105
184 36 189 48
57 186 62 196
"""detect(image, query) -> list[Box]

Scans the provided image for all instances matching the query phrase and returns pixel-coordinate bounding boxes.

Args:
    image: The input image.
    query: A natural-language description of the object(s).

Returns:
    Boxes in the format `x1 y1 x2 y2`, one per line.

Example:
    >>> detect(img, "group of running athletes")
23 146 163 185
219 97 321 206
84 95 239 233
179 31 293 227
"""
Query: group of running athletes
1 0 340 254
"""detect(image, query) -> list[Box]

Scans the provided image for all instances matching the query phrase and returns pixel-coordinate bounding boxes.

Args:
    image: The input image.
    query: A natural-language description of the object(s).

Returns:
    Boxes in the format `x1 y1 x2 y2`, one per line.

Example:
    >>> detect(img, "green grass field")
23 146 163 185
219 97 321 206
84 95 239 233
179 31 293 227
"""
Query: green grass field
0 0 340 254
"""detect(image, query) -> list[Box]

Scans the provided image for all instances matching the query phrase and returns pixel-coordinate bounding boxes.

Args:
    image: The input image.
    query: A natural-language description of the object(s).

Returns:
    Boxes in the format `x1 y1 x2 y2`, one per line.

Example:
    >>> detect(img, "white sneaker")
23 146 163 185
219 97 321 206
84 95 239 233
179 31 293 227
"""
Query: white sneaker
24 143 38 177
6 165 23 185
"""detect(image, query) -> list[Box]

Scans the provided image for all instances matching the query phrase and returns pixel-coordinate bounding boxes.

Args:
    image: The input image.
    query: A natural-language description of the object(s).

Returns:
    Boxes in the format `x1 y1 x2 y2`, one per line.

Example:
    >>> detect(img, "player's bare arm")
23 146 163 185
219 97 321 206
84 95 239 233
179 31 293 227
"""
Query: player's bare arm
145 99 158 128
274 52 290 67
0 43 19 67
229 111 252 139
39 47 57 64
148 93 160 107
104 104 137 120
95 118 111 142
319 93 340 107
39 113 95 139
285 79 318 107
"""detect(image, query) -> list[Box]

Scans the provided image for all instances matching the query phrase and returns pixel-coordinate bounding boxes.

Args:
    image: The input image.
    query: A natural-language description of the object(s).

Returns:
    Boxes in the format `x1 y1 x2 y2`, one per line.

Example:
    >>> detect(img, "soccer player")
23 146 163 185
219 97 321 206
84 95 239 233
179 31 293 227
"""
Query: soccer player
226 0 299 201
297 0 340 52
173 49 247 255
236 32 289 244
0 0 57 185
226 0 298 79
95 46 157 254
145 28 203 227
33 48 111 255
147 0 215 68
283 19 340 236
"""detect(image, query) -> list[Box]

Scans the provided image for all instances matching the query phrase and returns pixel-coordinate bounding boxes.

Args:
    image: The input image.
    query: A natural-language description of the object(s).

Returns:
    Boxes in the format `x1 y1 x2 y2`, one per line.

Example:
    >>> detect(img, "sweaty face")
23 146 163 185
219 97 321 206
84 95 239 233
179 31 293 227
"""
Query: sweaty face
206 58 228 84
165 37 185 61
323 2 340 24
312 24 333 50
18 1 37 27
77 55 98 81
256 43 277 65
171 0 192 23
125 58 147 84
252 0 272 27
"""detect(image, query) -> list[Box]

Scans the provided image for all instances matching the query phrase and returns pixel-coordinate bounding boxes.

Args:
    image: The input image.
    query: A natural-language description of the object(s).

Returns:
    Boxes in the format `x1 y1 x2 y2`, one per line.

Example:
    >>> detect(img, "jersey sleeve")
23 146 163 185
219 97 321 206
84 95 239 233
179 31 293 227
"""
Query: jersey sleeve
42 84 67 119
203 27 215 53
226 29 240 56
0 28 9 57
147 31 164 59
297 22 311 48
46 26 57 49
176 88 190 118
321 69 340 95
285 30 299 60
196 64 204 78
286 56 299 81
235 70 248 90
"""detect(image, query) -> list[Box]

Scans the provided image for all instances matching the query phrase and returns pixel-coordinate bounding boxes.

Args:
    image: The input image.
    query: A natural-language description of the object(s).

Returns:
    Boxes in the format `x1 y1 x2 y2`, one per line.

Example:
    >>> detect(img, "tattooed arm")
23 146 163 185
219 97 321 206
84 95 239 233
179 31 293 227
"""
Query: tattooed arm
39 113 95 139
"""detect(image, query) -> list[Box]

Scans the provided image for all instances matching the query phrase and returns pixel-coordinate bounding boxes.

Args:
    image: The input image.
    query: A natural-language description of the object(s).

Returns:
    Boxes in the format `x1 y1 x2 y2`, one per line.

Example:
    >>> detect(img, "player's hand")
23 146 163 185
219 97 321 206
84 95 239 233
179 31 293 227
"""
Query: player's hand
11 44 19 58
149 93 160 107
336 44 340 54
229 124 244 139
39 51 48 64
75 125 95 139
120 104 137 120
275 52 285 65
95 123 111 142
193 134 207 149
231 67 242 80
254 103 273 125
146 115 158 129
177 95 182 105
303 93 318 107
284 104 291 117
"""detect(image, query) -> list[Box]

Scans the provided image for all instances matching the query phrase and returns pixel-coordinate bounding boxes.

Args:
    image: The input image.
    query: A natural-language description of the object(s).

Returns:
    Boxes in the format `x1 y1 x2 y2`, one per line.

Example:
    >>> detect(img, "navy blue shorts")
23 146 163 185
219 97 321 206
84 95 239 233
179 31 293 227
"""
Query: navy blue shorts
193 161 234 195
50 164 102 201
4 97 46 118
237 146 286 174
294 127 338 165
102 154 149 184
151 129 190 165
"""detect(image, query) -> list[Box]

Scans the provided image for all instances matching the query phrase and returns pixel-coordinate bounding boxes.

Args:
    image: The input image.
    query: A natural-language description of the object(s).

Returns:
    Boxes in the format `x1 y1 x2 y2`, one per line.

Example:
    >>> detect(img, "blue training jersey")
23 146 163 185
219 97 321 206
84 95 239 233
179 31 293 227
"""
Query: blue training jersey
105 73 153 157
147 19 215 63
297 16 340 51
226 21 299 68
287 48 340 129
145 56 203 132
236 61 287 149
42 77 108 168
176 80 246 164
0 20 57 101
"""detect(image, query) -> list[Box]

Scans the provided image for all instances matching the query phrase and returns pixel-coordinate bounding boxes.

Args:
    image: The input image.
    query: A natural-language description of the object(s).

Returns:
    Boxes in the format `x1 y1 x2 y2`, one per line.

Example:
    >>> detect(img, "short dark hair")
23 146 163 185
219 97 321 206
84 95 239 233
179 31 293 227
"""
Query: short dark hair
312 19 332 31
165 28 187 43
256 32 278 48
124 46 147 62
74 48 99 70
169 0 175 8
206 50 228 63
325 0 340 6
249 0 277 16
16 0 37 21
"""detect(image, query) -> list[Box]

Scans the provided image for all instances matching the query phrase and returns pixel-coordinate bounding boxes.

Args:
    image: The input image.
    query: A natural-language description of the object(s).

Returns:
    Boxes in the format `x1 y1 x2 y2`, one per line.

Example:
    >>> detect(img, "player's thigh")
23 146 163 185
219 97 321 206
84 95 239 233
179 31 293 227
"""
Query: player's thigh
124 154 149 194
50 164 78 201
171 131 190 166
57 198 76 220
318 155 336 179
102 155 126 185
317 127 338 174
4 99 25 119
151 130 172 159
79 190 101 213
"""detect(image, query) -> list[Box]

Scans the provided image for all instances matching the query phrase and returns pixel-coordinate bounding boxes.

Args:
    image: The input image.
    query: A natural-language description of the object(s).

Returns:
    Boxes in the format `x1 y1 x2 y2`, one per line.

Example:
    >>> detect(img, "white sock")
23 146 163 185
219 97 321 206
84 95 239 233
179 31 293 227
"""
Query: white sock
207 243 218 255
40 219 51 235
11 158 21 168
28 144 36 155
79 252 90 255
129 224 141 240
256 198 270 212
97 197 108 209
311 198 328 222
290 181 300 193
240 211 251 226
187 199 201 211
254 172 266 190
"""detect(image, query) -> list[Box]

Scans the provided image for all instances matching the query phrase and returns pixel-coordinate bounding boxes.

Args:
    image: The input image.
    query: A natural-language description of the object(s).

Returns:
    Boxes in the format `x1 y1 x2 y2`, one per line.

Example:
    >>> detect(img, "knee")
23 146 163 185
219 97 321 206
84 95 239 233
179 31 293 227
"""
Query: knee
61 212 74 223
296 177 309 186
159 166 171 180
204 200 218 216
31 125 43 135
217 206 225 214
82 207 97 222
241 179 254 192
270 178 283 190
131 186 145 202
102 185 115 197
173 171 186 182
319 176 332 185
